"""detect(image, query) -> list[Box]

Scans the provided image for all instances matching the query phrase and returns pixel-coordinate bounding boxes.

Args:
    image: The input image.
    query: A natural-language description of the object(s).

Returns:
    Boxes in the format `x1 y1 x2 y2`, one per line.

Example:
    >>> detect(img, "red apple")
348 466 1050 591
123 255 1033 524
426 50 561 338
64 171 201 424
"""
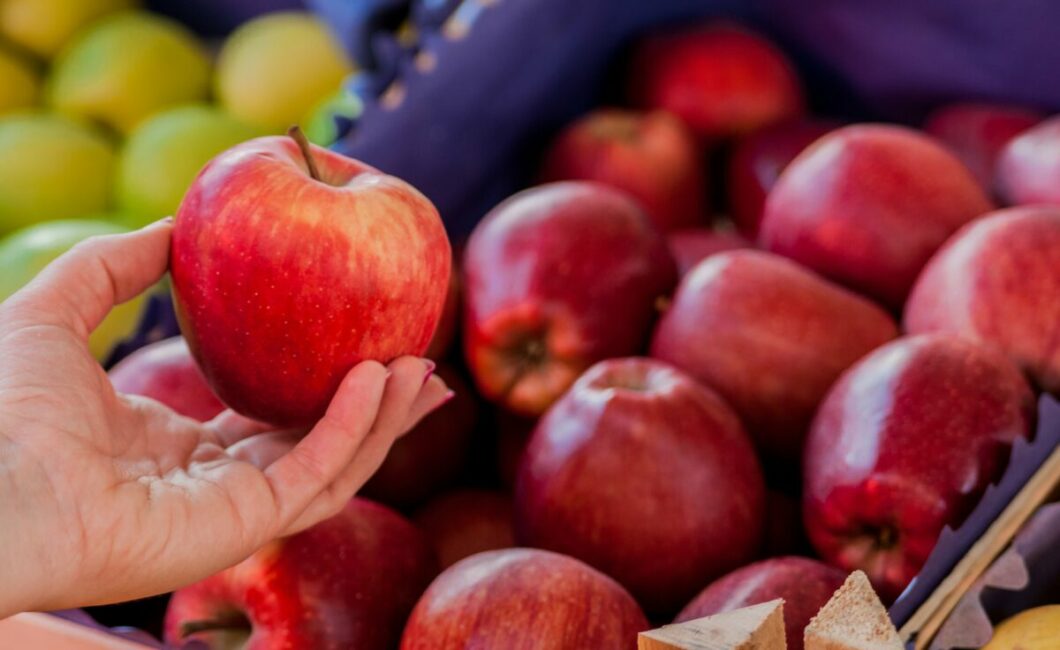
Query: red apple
361 365 476 508
923 102 1042 193
667 227 751 276
424 254 461 359
164 498 436 650
728 120 836 237
463 181 677 416
514 357 765 615
759 124 993 308
413 489 515 569
803 334 1035 600
996 114 1060 206
171 131 451 427
650 250 898 457
628 22 804 140
539 108 707 232
905 206 1060 395
108 337 224 421
400 548 648 650
676 556 846 650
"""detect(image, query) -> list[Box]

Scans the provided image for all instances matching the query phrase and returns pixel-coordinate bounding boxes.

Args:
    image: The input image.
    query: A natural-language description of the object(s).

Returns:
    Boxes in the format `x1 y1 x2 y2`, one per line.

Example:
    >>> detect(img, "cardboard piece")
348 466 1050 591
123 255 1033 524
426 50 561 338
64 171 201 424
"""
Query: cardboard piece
805 571 902 650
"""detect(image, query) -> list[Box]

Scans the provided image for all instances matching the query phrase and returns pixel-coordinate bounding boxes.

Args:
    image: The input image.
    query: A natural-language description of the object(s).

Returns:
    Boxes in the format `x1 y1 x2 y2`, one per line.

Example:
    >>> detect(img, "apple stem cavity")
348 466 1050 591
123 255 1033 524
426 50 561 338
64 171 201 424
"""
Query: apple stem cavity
287 125 322 182
180 612 252 639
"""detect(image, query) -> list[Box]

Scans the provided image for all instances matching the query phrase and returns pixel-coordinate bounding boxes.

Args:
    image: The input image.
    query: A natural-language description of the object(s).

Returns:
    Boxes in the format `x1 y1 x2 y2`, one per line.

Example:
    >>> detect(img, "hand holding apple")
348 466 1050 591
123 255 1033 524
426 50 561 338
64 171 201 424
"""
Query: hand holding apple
108 337 225 422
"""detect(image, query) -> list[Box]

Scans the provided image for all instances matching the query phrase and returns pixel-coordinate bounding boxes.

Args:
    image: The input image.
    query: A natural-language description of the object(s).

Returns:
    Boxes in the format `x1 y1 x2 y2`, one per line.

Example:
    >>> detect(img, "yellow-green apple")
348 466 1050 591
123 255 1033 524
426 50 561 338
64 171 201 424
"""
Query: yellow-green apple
215 12 353 133
47 11 211 135
170 131 450 427
0 45 39 114
667 227 751 277
677 556 846 650
905 206 1060 395
463 181 676 416
514 357 765 615
803 334 1035 600
539 109 707 232
400 548 648 650
413 489 515 569
996 115 1060 206
0 113 115 233
165 498 436 650
628 22 804 140
116 105 262 225
759 124 993 308
650 250 898 457
108 337 224 421
0 219 147 361
0 0 135 59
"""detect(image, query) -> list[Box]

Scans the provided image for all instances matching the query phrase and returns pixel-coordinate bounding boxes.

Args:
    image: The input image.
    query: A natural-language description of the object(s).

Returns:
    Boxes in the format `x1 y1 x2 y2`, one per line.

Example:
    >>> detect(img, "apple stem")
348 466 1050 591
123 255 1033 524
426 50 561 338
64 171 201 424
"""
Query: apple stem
287 125 322 181
180 614 251 638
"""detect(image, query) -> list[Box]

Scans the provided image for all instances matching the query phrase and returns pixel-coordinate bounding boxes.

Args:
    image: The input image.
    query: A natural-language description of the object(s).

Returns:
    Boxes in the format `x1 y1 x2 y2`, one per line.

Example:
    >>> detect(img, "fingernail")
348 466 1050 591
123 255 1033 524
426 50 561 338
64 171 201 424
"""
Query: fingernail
440 390 455 405
160 216 174 225
422 360 436 385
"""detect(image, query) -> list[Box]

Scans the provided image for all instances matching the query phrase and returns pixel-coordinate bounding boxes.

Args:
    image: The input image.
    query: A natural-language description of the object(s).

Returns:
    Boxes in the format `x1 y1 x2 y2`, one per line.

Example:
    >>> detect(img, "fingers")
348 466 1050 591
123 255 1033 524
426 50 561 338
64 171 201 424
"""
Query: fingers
402 373 453 434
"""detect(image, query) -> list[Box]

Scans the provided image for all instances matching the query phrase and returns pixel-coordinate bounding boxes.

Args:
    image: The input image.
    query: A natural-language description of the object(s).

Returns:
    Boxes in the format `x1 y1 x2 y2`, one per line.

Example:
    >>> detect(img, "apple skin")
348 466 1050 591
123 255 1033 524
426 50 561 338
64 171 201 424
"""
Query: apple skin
165 498 437 650
514 357 765 615
667 227 751 277
463 181 677 417
728 120 836 238
650 250 898 458
759 124 994 308
676 556 846 650
803 334 1036 601
424 255 461 359
400 548 648 650
996 115 1060 207
171 135 451 427
0 0 135 59
539 108 707 232
108 337 225 422
628 22 804 140
413 489 515 569
361 366 476 508
905 206 1060 395
0 45 39 114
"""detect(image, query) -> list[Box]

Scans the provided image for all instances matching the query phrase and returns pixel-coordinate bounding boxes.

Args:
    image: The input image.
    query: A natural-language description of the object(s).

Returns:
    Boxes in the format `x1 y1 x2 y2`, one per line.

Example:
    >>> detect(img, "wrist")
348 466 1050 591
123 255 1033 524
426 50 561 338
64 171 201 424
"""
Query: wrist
0 436 46 618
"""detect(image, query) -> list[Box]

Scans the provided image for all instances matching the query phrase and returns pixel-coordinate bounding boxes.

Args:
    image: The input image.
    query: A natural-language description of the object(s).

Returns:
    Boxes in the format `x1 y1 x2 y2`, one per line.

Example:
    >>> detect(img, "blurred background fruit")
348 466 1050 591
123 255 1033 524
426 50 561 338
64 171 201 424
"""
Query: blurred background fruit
0 0 137 59
0 45 40 114
984 606 1060 650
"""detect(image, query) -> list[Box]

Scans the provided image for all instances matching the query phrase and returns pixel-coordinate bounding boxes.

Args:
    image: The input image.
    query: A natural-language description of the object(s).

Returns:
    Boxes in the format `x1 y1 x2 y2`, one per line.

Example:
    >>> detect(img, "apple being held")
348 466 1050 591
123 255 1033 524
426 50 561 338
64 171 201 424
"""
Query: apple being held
171 129 451 427
995 115 1060 206
463 181 676 417
539 108 707 232
108 337 225 422
803 334 1035 600
759 124 993 308
400 548 648 650
667 227 751 277
165 498 436 650
413 489 515 569
424 255 461 359
514 357 765 615
905 206 1060 395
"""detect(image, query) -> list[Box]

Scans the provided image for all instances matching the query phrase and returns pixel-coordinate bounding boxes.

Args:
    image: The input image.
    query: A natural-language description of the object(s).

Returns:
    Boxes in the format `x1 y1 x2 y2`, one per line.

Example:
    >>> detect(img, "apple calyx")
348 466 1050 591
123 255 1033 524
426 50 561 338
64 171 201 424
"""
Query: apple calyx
179 612 252 639
287 125 322 181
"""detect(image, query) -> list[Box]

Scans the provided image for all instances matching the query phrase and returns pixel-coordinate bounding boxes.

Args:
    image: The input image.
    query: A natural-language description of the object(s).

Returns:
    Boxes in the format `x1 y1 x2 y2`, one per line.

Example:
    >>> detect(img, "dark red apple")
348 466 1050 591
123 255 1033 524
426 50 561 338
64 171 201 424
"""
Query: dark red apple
171 130 451 427
676 556 846 650
759 124 994 308
463 181 677 416
804 334 1036 600
628 22 804 140
400 548 647 650
996 115 1060 206
650 250 898 457
728 120 836 237
165 498 436 650
514 357 765 615
923 102 1042 193
413 489 514 569
667 227 751 276
905 206 1060 395
424 255 461 359
361 365 476 508
108 337 224 421
539 108 707 232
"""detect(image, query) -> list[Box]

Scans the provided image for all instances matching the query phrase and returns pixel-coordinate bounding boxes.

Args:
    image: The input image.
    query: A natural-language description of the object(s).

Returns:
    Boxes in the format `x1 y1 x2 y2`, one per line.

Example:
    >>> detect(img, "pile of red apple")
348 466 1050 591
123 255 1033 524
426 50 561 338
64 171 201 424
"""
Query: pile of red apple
106 20 1060 650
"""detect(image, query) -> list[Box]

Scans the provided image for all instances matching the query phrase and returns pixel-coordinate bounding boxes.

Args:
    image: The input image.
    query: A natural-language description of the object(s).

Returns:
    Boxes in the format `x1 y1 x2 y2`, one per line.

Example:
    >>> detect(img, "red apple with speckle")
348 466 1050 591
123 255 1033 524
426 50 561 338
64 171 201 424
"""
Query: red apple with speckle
424 256 461 359
463 182 677 416
165 498 436 650
905 206 1060 395
400 548 647 650
414 489 515 569
171 130 451 427
803 335 1035 600
996 115 1060 206
759 124 993 308
667 227 751 276
108 337 224 421
514 357 765 615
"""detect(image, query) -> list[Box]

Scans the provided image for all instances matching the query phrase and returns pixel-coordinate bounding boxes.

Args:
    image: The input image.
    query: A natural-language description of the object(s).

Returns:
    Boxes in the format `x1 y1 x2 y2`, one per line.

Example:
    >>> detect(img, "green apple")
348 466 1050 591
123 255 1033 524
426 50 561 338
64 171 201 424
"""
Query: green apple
47 11 211 135
216 11 353 133
0 45 39 114
0 112 116 233
0 0 137 59
303 86 362 146
0 219 150 360
116 105 262 225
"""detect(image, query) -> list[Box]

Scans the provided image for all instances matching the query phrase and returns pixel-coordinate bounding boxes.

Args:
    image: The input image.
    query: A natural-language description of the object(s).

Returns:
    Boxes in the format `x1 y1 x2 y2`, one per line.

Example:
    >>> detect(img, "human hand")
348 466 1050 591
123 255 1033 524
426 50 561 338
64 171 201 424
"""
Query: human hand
0 219 451 618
